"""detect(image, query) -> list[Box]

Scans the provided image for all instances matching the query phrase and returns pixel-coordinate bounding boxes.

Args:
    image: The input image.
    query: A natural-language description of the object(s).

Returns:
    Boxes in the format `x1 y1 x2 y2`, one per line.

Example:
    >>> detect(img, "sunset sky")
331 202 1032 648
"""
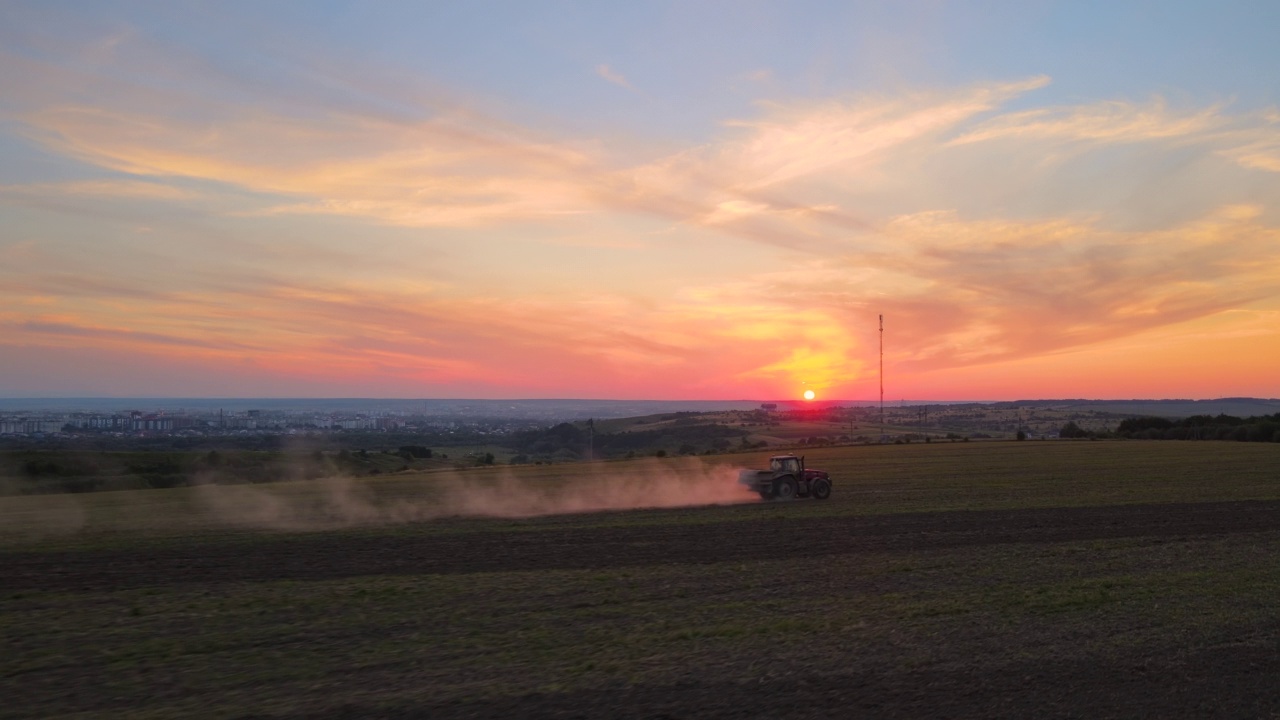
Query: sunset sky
2 1 1279 401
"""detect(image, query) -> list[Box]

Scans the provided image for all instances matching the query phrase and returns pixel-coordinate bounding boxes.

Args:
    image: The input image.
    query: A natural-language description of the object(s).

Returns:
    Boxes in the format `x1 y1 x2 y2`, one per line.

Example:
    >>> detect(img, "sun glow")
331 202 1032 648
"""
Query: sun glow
803 389 816 400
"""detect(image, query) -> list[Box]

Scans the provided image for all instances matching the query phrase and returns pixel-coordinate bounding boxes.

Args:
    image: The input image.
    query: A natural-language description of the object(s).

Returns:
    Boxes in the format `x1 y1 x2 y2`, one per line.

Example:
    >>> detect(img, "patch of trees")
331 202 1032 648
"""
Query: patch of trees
2 449 341 495
1113 414 1280 442
1058 422 1091 439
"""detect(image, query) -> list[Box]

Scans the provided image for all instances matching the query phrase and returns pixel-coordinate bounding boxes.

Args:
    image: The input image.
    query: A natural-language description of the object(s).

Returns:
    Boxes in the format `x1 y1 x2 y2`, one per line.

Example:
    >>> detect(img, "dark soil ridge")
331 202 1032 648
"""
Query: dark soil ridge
266 637 1280 720
6 499 1280 594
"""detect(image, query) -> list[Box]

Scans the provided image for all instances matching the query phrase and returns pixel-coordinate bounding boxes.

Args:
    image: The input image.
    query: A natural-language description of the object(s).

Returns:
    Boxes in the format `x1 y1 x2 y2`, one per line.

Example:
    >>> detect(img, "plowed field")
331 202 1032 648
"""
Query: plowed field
4 441 1280 719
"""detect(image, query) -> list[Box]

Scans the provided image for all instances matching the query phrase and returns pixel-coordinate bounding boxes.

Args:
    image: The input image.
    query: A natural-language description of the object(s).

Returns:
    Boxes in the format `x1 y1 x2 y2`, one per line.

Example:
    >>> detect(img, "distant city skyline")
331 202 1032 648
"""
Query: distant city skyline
3 2 1278 401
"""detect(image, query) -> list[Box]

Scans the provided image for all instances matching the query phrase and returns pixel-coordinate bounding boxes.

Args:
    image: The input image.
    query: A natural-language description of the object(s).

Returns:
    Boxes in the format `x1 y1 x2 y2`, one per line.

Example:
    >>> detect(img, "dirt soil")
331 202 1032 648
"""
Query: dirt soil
6 499 1280 719
7 499 1280 593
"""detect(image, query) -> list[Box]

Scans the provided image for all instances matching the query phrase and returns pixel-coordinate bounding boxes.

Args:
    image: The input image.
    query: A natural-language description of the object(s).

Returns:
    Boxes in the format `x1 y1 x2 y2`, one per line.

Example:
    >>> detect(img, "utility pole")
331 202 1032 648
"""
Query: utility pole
879 314 884 443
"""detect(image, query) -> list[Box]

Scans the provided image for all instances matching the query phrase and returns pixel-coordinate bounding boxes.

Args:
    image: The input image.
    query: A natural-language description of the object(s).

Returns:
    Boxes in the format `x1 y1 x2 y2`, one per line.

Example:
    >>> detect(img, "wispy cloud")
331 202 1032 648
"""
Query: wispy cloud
13 319 256 351
606 77 1054 246
725 76 1051 190
1218 121 1280 173
0 179 195 200
23 103 601 227
949 98 1222 146
10 56 1272 251
6 44 1053 240
836 207 1279 370
595 64 632 89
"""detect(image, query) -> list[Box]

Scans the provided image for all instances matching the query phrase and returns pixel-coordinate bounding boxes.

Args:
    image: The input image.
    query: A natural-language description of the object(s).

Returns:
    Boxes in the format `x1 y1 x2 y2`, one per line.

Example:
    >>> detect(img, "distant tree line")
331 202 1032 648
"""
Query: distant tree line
2 446 450 495
1106 414 1280 442
5 449 323 494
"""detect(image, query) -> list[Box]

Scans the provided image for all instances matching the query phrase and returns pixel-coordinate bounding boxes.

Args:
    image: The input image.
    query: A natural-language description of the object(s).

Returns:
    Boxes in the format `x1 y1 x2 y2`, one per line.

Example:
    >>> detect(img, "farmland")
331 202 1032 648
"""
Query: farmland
5 440 1280 718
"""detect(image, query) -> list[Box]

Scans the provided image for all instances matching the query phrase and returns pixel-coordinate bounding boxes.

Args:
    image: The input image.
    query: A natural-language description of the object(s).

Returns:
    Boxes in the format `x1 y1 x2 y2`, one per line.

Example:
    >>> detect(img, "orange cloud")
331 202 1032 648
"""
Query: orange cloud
24 104 600 228
0 266 748 396
840 207 1280 371
949 98 1222 146
0 179 195 200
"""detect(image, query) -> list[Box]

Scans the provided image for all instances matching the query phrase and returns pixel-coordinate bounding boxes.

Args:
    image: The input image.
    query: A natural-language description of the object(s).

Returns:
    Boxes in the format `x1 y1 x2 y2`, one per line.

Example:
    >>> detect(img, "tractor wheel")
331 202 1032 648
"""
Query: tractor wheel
773 476 797 500
811 478 832 500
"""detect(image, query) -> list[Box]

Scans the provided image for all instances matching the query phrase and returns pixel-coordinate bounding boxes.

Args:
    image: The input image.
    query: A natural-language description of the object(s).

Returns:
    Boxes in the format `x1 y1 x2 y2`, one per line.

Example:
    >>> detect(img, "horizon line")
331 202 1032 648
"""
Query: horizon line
2 396 1278 404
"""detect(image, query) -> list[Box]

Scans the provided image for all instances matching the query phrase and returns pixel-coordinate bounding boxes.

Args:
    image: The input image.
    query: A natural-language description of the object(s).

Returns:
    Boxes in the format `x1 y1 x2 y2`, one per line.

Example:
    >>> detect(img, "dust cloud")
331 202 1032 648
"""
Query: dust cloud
0 492 87 542
196 457 759 531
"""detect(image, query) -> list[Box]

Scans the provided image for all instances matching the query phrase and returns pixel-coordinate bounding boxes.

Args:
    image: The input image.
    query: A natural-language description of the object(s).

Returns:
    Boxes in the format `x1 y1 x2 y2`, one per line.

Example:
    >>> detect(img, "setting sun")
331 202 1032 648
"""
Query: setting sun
803 390 816 401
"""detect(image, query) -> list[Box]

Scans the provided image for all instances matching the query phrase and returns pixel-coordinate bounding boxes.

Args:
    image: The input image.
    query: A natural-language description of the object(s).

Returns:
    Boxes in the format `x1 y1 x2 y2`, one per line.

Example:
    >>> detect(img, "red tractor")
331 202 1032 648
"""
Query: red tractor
738 455 832 500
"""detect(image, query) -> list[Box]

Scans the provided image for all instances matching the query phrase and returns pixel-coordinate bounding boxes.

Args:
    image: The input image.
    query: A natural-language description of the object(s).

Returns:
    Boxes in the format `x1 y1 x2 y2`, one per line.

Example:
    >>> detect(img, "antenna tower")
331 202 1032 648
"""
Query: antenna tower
879 314 884 443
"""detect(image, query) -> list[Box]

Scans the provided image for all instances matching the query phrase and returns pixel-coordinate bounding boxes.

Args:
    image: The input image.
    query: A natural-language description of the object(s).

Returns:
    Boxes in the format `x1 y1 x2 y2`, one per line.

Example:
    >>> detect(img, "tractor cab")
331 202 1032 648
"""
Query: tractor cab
769 455 803 476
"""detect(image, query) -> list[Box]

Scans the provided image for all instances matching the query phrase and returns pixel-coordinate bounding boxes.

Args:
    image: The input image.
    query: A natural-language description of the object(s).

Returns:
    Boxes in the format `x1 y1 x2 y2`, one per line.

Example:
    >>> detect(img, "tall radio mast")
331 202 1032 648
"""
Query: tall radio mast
879 314 884 443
